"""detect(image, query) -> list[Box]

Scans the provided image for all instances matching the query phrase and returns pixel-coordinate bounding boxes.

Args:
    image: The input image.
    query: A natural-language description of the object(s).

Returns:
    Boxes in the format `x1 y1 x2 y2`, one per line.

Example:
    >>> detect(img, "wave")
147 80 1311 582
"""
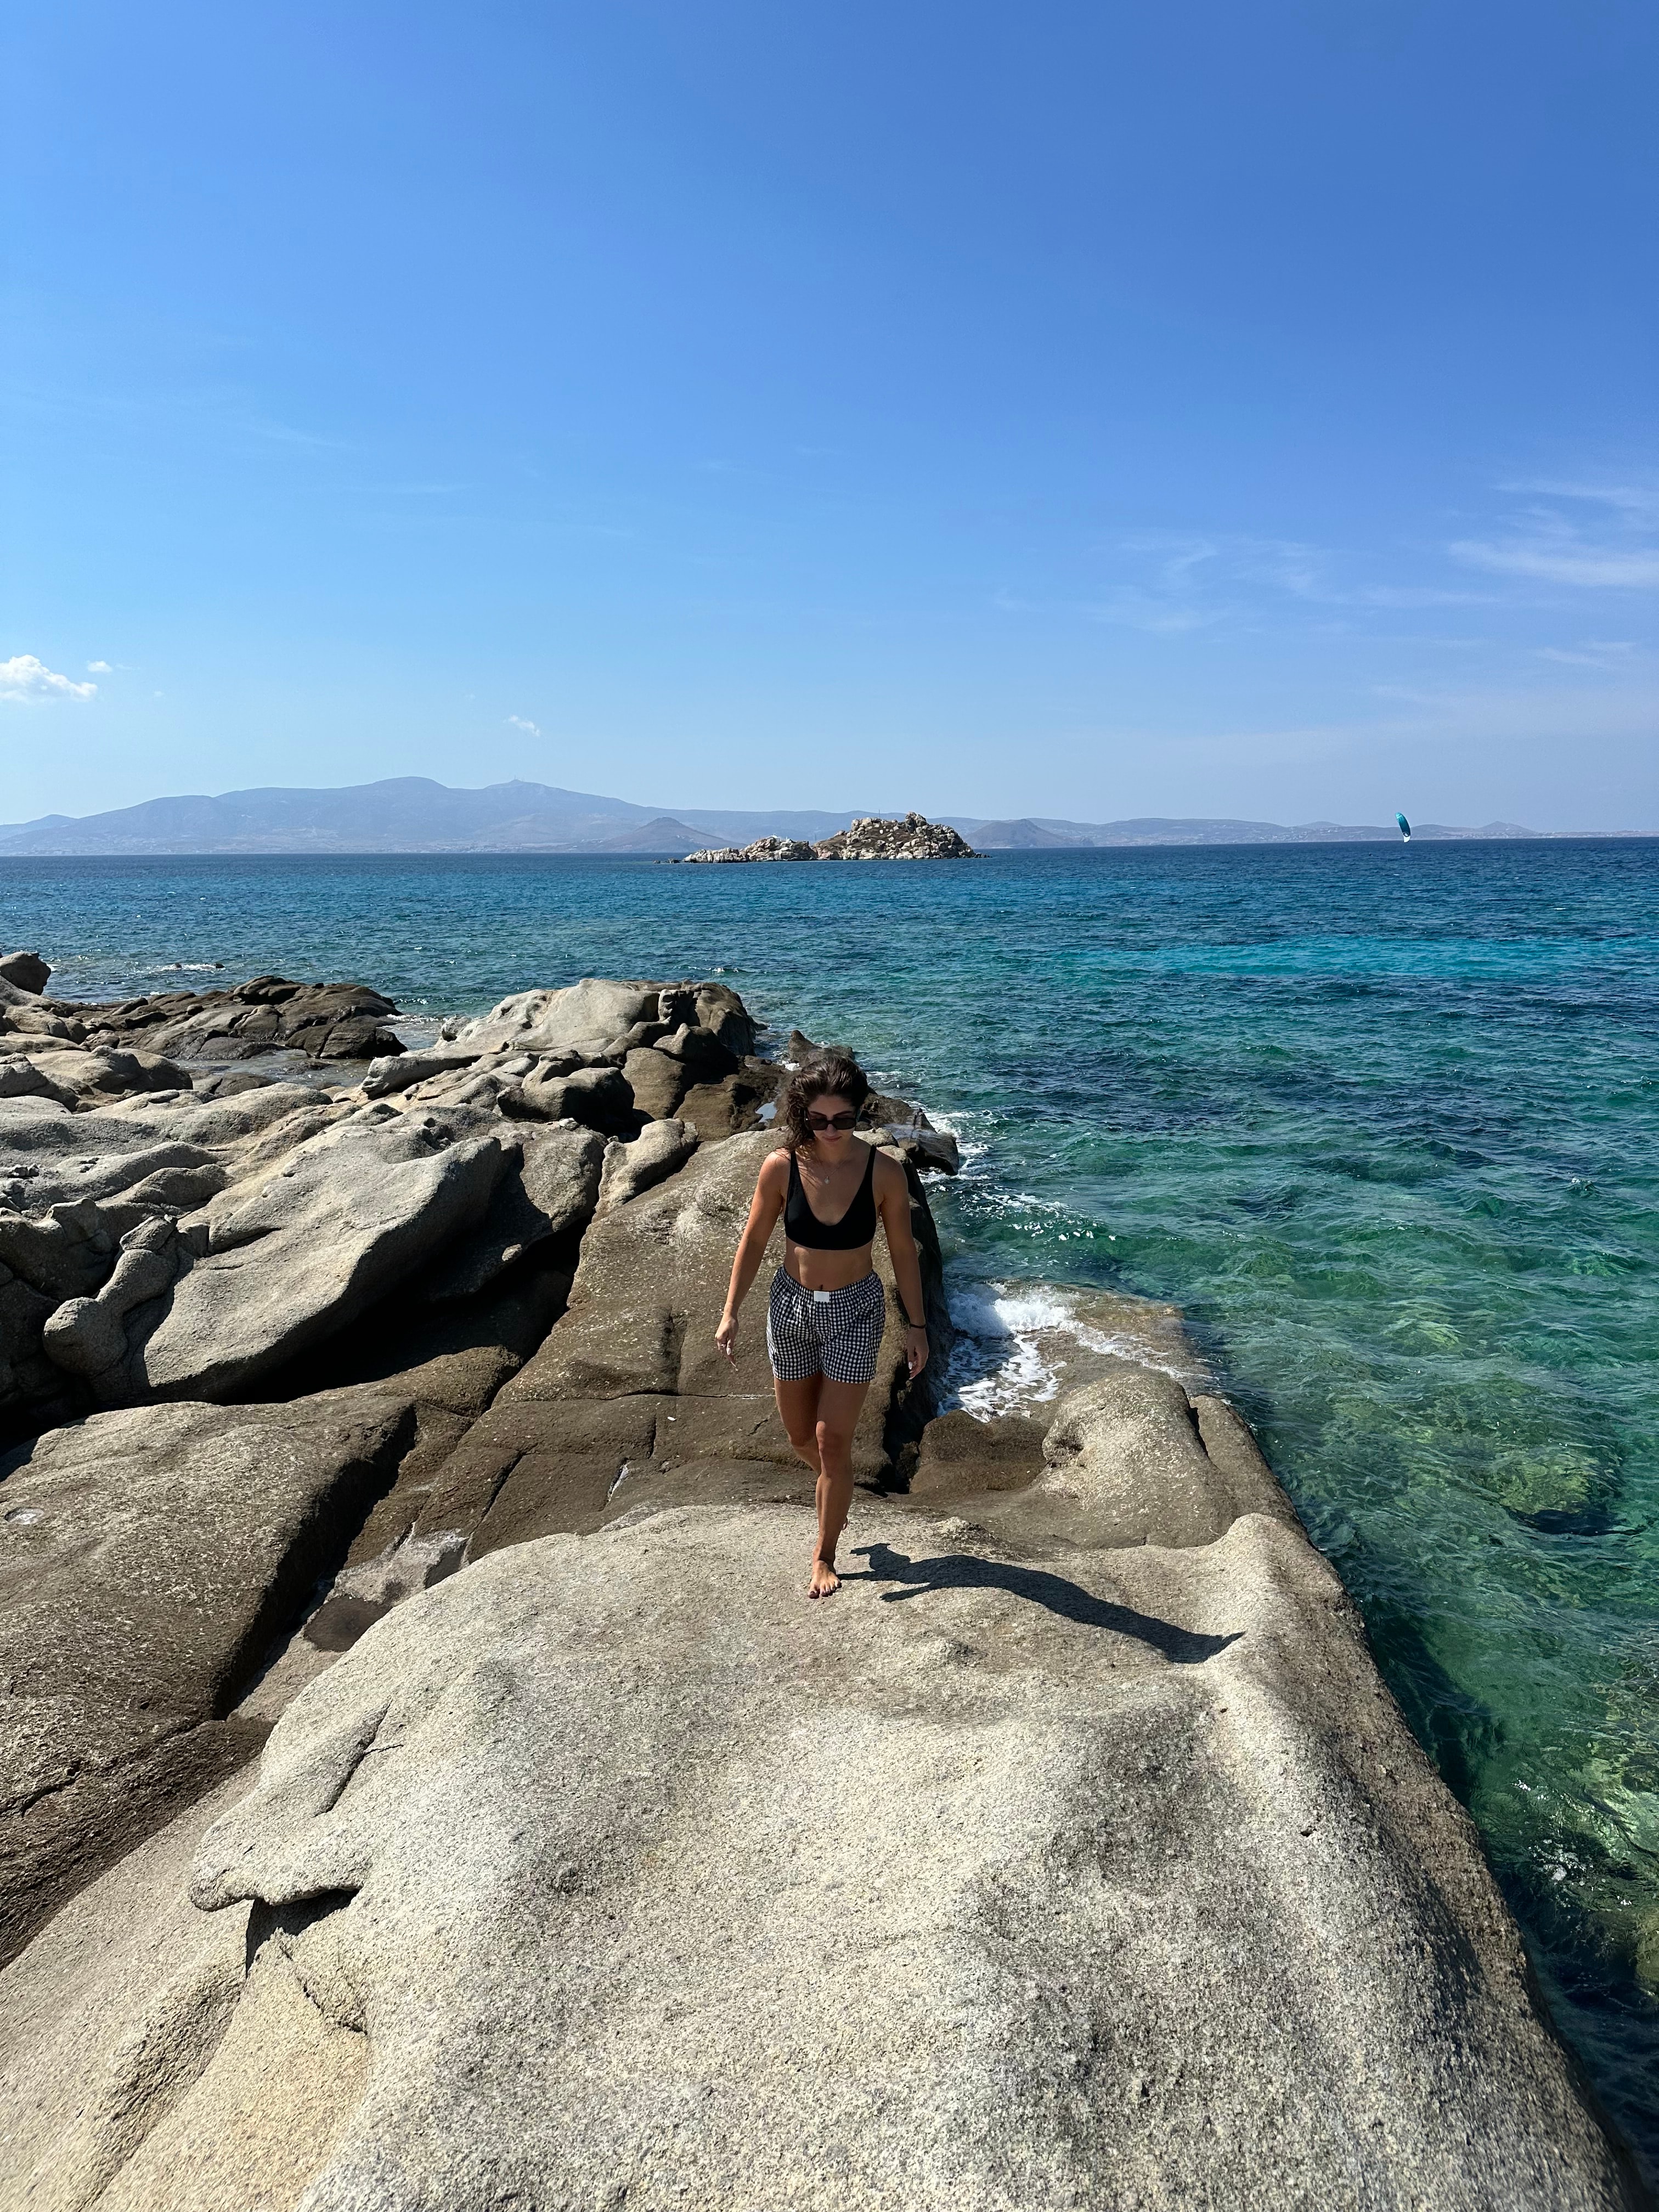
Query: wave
940 1272 1207 1420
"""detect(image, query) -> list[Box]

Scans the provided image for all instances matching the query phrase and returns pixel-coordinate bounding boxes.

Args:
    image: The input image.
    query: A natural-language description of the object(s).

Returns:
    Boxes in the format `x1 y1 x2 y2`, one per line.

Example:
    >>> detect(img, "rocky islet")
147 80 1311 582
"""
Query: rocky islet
681 810 979 863
0 955 1643 2208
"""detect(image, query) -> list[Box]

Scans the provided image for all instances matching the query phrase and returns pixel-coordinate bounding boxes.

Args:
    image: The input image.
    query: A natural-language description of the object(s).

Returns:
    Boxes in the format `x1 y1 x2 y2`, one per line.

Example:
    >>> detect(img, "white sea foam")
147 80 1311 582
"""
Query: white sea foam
941 1274 1204 1419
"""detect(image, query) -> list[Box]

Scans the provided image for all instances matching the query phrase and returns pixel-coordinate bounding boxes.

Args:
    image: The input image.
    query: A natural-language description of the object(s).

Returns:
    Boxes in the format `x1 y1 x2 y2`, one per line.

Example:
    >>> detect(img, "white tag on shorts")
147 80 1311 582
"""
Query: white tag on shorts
812 1289 831 1302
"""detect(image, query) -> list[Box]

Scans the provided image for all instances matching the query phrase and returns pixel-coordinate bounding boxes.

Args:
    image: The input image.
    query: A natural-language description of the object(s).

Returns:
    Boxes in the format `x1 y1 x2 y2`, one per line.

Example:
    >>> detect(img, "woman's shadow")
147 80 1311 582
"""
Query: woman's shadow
848 1541 1240 1665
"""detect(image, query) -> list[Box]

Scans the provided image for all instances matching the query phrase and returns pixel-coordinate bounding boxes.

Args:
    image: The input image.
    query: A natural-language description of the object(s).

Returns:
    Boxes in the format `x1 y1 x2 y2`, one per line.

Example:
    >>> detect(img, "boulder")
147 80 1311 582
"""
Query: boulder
20 1046 192 1105
975 1361 1302 1553
360 1048 481 1099
0 1090 341 1434
441 979 667 1057
144 1457 1632 2211
70 976 405 1065
0 1056 78 1108
0 1063 605 1428
117 1110 511 1401
604 1018 671 1056
504 1061 637 1133
415 1125 605 1304
42 1216 183 1381
0 950 50 994
439 978 760 1071
622 1044 689 1121
690 984 757 1055
0 1391 413 1964
653 1022 739 1077
596 1118 698 1215
877 1119 960 1175
1 1004 85 1040
677 1071 770 1139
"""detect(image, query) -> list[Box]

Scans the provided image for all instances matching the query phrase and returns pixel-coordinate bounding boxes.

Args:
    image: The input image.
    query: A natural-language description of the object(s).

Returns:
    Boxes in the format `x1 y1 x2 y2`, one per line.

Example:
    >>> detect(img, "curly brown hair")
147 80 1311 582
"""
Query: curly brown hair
780 1052 871 1152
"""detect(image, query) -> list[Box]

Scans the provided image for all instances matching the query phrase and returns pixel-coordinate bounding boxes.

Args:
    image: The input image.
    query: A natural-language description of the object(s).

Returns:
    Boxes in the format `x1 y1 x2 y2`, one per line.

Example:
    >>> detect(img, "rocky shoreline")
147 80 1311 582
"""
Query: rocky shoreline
682 810 978 862
0 955 1642 2208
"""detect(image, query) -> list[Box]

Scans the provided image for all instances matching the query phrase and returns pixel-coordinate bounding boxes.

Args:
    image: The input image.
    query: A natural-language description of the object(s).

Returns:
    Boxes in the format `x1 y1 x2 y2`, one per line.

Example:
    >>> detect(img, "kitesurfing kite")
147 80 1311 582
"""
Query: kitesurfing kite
1396 812 1412 842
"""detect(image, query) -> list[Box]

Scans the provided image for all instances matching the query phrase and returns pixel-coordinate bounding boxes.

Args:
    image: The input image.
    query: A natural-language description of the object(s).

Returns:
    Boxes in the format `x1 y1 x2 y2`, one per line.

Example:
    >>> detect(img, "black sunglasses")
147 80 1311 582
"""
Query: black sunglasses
806 1110 859 1132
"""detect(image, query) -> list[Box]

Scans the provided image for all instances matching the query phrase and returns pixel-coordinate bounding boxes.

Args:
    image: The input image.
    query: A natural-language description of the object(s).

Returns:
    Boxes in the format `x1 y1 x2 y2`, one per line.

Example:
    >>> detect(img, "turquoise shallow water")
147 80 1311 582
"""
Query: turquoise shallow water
5 842 1657 2166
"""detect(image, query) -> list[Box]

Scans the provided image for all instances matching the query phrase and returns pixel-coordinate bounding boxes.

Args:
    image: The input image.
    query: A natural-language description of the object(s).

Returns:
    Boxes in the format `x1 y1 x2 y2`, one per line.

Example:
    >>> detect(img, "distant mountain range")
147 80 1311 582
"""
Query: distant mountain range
0 776 1571 856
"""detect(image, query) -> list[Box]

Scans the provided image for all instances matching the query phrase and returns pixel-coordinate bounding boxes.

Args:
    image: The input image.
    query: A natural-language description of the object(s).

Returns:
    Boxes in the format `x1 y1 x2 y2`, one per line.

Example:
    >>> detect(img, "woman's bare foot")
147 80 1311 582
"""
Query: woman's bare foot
808 1554 840 1599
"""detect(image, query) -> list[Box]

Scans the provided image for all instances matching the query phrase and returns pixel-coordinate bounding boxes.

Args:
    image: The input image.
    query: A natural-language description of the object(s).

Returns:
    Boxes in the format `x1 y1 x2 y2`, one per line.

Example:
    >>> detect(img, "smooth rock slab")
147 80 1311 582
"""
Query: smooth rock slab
444 978 666 1057
126 1110 510 1398
166 1497 1634 2211
0 1392 413 1963
414 1124 603 1305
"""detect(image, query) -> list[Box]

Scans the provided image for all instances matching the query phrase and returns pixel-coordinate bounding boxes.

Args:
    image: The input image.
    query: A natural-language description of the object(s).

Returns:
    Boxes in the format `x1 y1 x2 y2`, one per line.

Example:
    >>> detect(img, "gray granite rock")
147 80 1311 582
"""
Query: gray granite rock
0 950 50 994
121 1110 510 1400
164 1461 1632 2211
596 1118 698 1215
442 978 666 1057
415 1124 604 1304
0 1391 412 1965
505 1060 637 1132
71 975 404 1065
620 1043 688 1121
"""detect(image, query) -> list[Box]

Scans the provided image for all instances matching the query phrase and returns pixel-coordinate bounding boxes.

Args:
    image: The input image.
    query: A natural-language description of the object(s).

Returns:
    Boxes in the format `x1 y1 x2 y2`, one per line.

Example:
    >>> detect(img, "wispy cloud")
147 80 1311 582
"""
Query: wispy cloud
1453 537 1659 588
1086 533 1326 631
505 714 540 737
1451 481 1659 590
1005 470 1659 648
1 654 97 703
1536 639 1641 668
1501 478 1659 521
87 658 113 673
1349 584 1496 610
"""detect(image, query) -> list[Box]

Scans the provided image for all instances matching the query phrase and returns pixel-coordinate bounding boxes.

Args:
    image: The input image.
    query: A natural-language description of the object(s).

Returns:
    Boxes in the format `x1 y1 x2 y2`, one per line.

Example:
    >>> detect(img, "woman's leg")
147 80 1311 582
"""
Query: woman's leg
774 1373 825 1476
808 1376 873 1598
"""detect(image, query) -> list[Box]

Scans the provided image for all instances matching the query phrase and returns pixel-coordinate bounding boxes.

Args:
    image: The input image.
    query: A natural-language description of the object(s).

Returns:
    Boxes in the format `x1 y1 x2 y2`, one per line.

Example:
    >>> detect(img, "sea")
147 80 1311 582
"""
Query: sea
5 839 1657 2170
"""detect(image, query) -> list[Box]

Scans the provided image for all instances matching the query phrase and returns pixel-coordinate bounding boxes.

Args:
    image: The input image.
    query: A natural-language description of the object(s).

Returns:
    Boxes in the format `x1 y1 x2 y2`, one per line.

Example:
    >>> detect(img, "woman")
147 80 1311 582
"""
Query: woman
716 1053 929 1598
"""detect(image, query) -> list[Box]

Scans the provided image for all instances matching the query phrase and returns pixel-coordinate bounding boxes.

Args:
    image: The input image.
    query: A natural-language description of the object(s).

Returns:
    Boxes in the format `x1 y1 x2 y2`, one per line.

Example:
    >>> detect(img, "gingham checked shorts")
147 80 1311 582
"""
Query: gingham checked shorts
766 1268 885 1385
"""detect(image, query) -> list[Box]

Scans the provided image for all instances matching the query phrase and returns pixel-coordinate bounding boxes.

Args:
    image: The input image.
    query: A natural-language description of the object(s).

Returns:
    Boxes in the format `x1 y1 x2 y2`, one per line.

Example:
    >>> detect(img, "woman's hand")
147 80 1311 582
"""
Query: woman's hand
905 1324 929 1380
715 1310 739 1365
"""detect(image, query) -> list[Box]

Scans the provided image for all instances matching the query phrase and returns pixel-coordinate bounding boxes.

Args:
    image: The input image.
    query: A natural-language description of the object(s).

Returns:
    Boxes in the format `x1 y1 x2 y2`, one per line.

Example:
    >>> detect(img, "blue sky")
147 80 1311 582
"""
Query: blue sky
4 0 1656 827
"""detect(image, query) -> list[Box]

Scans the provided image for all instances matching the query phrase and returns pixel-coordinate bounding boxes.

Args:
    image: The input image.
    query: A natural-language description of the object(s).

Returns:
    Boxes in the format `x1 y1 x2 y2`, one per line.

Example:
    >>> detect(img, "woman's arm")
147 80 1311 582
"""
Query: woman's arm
715 1152 789 1362
875 1152 930 1379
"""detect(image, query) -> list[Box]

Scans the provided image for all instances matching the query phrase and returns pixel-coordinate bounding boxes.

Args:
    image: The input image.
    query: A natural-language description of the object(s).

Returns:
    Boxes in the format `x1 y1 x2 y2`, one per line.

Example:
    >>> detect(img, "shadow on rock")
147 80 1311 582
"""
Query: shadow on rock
851 1540 1242 1663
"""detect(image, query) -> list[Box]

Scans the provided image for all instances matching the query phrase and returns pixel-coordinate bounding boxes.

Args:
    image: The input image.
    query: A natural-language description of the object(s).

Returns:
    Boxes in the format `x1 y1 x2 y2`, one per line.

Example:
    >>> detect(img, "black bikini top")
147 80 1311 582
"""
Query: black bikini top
785 1142 878 1249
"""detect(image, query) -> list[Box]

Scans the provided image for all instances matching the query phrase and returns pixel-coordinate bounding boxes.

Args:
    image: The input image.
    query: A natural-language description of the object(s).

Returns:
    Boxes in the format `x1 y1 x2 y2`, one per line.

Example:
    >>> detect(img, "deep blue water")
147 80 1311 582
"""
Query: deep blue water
5 842 1657 2168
